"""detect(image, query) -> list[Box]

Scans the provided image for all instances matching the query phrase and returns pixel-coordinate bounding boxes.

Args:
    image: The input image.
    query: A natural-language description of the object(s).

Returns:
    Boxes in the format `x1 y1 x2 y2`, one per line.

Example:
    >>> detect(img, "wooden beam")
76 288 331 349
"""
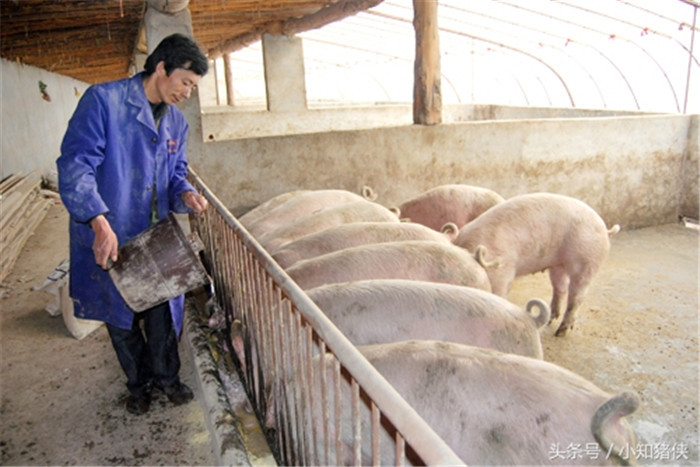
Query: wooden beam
412 0 442 125
223 53 235 106
281 0 383 36
208 0 383 58
208 29 264 59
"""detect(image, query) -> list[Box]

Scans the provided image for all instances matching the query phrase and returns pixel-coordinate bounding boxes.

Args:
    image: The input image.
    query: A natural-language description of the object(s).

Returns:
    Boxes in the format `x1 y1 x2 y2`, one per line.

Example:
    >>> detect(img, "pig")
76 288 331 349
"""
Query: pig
238 190 310 227
245 189 374 238
285 240 493 291
257 200 400 252
306 279 549 358
453 193 620 337
279 340 639 465
271 221 455 268
395 184 505 231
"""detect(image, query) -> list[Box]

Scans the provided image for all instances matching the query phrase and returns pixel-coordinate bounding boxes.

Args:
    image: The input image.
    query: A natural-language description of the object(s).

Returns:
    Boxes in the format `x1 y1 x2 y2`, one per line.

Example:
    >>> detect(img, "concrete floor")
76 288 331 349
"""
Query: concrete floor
1 202 698 466
508 221 699 465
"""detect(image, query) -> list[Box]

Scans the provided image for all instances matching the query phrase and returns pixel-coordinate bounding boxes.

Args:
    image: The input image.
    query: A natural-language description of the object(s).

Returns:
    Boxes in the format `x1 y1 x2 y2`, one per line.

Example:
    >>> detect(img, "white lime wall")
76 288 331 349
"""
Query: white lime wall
1 58 89 179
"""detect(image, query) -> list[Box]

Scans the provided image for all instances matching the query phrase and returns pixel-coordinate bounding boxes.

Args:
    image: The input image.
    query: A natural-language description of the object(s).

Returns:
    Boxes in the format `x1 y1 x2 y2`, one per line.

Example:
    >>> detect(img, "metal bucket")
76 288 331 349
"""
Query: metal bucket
108 214 210 312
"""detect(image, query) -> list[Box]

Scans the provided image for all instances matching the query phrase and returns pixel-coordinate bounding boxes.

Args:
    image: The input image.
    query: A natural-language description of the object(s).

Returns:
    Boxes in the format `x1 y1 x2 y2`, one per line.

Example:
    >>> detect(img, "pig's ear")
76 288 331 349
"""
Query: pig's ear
591 391 641 466
440 222 459 242
473 244 501 269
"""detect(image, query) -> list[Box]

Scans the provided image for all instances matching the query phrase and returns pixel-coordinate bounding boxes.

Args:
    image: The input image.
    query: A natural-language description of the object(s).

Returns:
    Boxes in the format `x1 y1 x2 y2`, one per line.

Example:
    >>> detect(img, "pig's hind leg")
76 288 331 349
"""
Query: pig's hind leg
554 267 595 337
547 265 569 326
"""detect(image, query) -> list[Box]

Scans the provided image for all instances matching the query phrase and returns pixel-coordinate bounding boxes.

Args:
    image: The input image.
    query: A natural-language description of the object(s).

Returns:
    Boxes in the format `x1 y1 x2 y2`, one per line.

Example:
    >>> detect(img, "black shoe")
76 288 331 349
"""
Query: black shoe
162 381 194 406
125 393 151 415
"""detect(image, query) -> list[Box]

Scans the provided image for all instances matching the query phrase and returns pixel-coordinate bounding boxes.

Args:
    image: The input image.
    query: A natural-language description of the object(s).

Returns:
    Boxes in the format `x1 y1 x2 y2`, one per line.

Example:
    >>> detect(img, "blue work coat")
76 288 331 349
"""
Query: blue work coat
57 73 196 335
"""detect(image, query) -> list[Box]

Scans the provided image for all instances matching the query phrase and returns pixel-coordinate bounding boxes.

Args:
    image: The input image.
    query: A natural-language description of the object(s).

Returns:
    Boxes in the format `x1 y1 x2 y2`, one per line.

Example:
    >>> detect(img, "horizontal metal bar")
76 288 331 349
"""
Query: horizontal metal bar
188 167 465 466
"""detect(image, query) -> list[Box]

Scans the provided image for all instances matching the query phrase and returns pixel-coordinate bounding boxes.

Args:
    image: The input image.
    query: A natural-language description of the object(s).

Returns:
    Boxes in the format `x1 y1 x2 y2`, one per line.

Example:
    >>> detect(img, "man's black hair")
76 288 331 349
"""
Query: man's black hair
143 33 209 77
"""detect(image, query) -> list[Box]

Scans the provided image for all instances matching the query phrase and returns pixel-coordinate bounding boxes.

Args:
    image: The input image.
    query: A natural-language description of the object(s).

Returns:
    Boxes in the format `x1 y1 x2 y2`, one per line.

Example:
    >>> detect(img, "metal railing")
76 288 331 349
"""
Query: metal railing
188 169 465 466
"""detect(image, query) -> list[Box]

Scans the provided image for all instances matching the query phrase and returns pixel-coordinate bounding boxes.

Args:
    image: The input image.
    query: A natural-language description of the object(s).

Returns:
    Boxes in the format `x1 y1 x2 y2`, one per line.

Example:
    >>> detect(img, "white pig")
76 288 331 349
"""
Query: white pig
257 200 400 252
246 189 373 238
306 279 549 358
286 240 493 292
238 190 310 227
395 184 505 231
272 221 454 268
453 193 620 337
281 340 640 465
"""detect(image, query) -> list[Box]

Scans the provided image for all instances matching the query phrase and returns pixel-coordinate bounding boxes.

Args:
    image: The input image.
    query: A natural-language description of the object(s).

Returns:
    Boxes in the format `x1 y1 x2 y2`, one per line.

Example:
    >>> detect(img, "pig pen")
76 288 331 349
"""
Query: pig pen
188 169 699 466
188 170 463 465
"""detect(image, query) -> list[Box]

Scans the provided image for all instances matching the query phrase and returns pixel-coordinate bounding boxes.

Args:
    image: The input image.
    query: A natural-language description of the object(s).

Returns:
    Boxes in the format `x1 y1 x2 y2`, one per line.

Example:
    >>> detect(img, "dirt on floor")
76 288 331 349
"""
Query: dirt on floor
1 201 698 466
0 203 217 466
507 221 699 465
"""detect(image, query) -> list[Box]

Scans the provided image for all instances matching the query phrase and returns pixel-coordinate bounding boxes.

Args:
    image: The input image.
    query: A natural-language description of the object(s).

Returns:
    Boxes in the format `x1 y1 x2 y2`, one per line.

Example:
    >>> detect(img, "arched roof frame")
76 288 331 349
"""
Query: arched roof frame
431 0 697 112
435 2 638 109
221 0 699 113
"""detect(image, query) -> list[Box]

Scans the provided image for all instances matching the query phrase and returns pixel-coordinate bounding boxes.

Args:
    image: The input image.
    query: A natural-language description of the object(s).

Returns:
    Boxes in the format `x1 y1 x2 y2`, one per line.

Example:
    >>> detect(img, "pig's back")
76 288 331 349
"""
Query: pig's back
260 201 399 252
398 184 505 231
247 189 368 237
456 193 609 263
239 190 310 227
307 279 544 358
286 241 491 291
272 221 451 267
361 340 630 465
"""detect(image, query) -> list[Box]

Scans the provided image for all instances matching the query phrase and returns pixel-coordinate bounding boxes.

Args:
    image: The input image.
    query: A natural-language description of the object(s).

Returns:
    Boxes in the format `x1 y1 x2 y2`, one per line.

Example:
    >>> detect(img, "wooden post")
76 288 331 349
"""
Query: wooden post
413 0 442 125
223 53 235 106
214 58 221 106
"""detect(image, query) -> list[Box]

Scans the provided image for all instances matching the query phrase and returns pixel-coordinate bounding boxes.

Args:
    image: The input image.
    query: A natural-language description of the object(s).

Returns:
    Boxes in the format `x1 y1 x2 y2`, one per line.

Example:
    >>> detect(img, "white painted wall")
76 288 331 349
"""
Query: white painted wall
1 58 89 179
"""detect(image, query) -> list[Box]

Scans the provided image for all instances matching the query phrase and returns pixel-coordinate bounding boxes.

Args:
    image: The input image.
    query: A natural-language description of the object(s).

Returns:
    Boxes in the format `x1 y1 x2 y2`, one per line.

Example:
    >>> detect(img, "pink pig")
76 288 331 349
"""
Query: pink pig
453 193 620 336
238 190 310 227
306 279 549 358
272 221 454 268
278 340 639 465
258 200 399 252
395 184 505 231
286 240 492 292
245 189 375 238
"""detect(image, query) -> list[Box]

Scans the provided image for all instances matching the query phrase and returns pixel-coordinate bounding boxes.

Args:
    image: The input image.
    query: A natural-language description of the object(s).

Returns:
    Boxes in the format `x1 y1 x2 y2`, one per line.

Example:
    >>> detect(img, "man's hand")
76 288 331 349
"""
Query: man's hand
90 215 118 269
182 190 208 214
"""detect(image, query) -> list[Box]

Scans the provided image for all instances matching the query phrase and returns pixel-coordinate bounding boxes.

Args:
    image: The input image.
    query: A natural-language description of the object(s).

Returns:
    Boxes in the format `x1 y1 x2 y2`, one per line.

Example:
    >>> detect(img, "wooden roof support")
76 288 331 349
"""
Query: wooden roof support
281 0 383 36
223 53 235 106
208 0 383 59
412 0 442 125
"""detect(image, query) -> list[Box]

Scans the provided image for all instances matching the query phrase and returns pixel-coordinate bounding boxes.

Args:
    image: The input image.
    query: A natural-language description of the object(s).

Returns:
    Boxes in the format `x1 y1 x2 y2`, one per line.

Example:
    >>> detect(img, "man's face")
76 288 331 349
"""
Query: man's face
155 61 202 105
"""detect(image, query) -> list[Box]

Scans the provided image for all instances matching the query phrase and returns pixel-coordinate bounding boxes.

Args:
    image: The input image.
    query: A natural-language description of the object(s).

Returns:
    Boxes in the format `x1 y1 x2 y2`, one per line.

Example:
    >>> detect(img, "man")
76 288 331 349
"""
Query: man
57 33 209 415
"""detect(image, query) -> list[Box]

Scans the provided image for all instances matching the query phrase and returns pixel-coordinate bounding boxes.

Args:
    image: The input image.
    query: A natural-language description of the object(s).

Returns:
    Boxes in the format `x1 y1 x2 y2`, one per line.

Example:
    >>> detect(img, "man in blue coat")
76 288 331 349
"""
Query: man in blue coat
57 33 209 415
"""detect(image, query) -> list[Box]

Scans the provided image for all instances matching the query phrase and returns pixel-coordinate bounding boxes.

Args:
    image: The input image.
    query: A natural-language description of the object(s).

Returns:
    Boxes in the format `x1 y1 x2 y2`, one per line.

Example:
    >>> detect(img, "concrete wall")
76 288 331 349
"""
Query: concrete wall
185 96 699 230
682 116 700 219
1 58 89 179
199 103 647 141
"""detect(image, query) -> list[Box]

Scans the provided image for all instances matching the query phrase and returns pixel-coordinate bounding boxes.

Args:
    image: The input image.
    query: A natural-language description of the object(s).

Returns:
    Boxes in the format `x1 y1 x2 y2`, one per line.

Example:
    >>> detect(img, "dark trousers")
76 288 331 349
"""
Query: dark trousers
106 302 181 397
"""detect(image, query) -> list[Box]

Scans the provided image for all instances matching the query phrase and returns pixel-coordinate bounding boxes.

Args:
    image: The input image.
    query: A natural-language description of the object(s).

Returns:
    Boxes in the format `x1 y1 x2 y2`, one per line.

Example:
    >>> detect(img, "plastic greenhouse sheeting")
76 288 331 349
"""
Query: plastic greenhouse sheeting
220 0 699 114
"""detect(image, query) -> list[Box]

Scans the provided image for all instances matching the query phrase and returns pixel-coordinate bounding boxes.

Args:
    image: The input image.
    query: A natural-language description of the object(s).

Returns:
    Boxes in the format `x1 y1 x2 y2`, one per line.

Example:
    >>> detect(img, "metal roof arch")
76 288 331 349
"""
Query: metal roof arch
440 0 684 111
217 0 699 113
